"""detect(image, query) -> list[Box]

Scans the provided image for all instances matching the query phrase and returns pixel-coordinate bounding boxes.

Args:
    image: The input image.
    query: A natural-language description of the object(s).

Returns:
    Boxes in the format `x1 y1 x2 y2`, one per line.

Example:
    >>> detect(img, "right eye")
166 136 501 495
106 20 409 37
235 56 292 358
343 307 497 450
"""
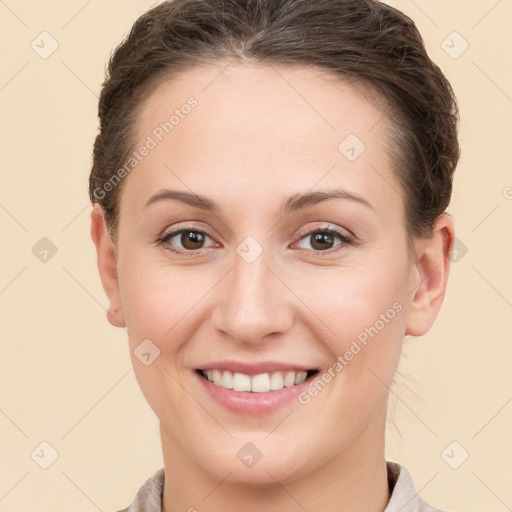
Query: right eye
157 228 219 255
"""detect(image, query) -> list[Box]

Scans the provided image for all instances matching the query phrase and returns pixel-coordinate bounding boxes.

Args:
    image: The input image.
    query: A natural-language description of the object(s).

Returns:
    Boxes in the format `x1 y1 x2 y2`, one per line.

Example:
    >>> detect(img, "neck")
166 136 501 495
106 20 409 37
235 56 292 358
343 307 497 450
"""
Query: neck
161 408 390 512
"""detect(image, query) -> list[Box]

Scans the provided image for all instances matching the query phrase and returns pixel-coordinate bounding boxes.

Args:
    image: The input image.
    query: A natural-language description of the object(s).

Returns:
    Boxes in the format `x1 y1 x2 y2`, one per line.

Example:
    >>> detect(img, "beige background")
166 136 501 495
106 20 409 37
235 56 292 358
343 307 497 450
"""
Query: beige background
0 0 511 510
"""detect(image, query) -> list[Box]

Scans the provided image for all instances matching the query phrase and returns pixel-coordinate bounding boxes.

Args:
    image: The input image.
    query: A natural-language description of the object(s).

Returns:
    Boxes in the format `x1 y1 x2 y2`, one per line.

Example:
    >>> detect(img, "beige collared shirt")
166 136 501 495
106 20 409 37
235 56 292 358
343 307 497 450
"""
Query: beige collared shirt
116 461 445 512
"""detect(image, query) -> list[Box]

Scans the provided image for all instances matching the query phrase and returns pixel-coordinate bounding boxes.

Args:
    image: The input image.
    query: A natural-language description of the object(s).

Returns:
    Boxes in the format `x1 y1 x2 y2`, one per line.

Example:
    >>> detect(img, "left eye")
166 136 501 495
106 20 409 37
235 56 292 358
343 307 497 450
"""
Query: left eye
295 228 353 252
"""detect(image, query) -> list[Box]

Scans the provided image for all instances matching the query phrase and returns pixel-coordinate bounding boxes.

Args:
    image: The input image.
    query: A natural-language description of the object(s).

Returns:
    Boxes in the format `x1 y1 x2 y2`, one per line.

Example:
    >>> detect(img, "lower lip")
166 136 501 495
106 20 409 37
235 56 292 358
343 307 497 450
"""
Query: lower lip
195 371 313 415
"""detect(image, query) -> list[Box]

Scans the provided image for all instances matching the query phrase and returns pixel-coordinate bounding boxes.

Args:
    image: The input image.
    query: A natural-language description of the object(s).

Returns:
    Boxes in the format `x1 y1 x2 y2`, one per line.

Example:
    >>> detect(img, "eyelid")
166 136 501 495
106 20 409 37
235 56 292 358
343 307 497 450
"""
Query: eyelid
294 222 352 241
159 221 215 239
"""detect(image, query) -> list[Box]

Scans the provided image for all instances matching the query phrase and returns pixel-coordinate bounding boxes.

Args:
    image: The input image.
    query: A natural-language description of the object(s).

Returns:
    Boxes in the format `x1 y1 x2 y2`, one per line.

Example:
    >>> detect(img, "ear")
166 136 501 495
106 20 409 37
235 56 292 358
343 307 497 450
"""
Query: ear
405 214 454 337
90 204 126 328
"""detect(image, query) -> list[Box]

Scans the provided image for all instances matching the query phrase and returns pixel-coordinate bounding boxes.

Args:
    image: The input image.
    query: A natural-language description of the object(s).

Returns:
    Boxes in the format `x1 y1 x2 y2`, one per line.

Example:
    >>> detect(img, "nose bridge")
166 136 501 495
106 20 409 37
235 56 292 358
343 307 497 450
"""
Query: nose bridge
212 242 292 345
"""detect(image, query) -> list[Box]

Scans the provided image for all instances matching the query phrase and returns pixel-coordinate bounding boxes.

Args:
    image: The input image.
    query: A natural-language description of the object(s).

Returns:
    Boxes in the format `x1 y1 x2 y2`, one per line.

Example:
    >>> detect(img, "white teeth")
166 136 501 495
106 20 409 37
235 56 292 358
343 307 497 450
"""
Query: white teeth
295 371 307 384
212 369 222 385
251 373 270 393
201 369 311 392
283 371 296 387
269 372 284 390
233 372 251 391
221 370 234 389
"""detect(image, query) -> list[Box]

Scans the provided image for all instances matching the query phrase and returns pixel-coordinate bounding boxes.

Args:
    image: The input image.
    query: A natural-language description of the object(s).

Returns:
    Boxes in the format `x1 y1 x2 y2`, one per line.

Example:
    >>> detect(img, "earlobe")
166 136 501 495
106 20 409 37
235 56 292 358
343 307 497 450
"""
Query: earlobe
90 204 126 329
405 214 454 337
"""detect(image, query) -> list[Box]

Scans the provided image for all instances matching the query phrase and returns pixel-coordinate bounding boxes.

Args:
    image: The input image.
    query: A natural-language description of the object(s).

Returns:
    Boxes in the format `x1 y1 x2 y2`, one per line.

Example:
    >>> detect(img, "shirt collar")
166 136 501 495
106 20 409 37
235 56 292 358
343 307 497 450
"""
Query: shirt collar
384 461 441 511
122 461 441 512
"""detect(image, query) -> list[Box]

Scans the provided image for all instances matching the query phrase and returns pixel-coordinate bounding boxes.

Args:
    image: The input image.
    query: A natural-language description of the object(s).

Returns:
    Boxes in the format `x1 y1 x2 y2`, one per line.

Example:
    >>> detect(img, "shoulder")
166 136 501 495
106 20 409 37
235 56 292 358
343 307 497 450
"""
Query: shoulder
385 461 451 512
113 468 165 512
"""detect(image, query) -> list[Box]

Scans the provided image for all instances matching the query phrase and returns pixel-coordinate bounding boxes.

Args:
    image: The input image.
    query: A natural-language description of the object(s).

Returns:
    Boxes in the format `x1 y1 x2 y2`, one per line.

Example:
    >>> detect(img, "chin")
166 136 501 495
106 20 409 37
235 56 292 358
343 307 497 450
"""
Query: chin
190 436 317 488
207 459 308 488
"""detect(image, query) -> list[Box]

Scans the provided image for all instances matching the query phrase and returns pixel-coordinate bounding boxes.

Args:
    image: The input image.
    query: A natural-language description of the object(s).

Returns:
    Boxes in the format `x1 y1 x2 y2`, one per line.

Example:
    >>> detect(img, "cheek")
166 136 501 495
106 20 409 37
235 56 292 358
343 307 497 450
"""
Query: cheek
117 263 199 425
306 260 407 347
119 259 199 345
303 259 407 401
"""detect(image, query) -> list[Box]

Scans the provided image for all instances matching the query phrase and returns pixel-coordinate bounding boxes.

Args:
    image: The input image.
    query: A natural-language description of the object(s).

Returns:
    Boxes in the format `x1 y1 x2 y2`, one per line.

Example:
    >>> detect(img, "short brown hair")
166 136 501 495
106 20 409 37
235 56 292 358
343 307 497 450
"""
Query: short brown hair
89 0 460 245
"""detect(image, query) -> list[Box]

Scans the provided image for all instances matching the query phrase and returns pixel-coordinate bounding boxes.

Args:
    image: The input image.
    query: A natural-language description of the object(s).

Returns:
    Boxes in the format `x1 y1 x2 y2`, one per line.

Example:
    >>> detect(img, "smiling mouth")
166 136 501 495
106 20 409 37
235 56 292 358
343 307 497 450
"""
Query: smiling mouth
196 369 319 393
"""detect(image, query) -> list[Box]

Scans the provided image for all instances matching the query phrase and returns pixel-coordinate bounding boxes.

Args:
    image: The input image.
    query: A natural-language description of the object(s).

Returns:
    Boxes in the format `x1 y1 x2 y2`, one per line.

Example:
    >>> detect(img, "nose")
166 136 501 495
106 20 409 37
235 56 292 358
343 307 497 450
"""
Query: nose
211 249 294 346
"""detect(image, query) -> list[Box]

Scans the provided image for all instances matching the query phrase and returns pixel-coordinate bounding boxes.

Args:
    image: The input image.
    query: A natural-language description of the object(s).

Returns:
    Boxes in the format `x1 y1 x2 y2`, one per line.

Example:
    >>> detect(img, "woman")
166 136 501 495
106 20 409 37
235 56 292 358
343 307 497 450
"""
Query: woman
89 0 460 510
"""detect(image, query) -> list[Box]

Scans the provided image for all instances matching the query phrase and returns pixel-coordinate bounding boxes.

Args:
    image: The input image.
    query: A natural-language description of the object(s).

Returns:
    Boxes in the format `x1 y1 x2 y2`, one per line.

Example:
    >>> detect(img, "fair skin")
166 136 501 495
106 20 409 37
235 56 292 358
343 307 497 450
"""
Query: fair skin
91 62 454 512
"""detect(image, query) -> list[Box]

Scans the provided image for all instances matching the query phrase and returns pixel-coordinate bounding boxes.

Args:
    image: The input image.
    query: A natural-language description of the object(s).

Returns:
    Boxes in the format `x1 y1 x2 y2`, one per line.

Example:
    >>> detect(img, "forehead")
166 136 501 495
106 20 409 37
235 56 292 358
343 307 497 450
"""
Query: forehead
136 61 387 143
123 61 400 215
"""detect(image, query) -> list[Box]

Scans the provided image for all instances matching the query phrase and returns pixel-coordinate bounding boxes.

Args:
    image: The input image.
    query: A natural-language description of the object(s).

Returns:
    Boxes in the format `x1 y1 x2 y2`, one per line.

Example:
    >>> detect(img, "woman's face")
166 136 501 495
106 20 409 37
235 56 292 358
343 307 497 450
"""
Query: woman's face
93 62 449 485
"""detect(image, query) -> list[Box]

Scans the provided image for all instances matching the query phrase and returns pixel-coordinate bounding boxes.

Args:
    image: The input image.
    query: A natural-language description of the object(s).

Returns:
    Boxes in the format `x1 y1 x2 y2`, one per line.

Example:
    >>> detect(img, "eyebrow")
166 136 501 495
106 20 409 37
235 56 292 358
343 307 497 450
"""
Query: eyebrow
143 188 375 214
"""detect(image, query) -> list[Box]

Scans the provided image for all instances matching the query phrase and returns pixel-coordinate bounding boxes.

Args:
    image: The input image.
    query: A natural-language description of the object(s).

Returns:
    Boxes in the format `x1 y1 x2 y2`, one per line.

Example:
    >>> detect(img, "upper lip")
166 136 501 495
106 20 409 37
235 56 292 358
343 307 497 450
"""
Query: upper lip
197 361 317 376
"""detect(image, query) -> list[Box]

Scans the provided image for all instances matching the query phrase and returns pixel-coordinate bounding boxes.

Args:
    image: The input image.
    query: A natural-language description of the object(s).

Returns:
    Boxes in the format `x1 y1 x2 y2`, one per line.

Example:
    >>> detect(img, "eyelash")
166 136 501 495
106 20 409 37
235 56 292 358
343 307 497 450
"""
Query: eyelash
155 223 354 257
